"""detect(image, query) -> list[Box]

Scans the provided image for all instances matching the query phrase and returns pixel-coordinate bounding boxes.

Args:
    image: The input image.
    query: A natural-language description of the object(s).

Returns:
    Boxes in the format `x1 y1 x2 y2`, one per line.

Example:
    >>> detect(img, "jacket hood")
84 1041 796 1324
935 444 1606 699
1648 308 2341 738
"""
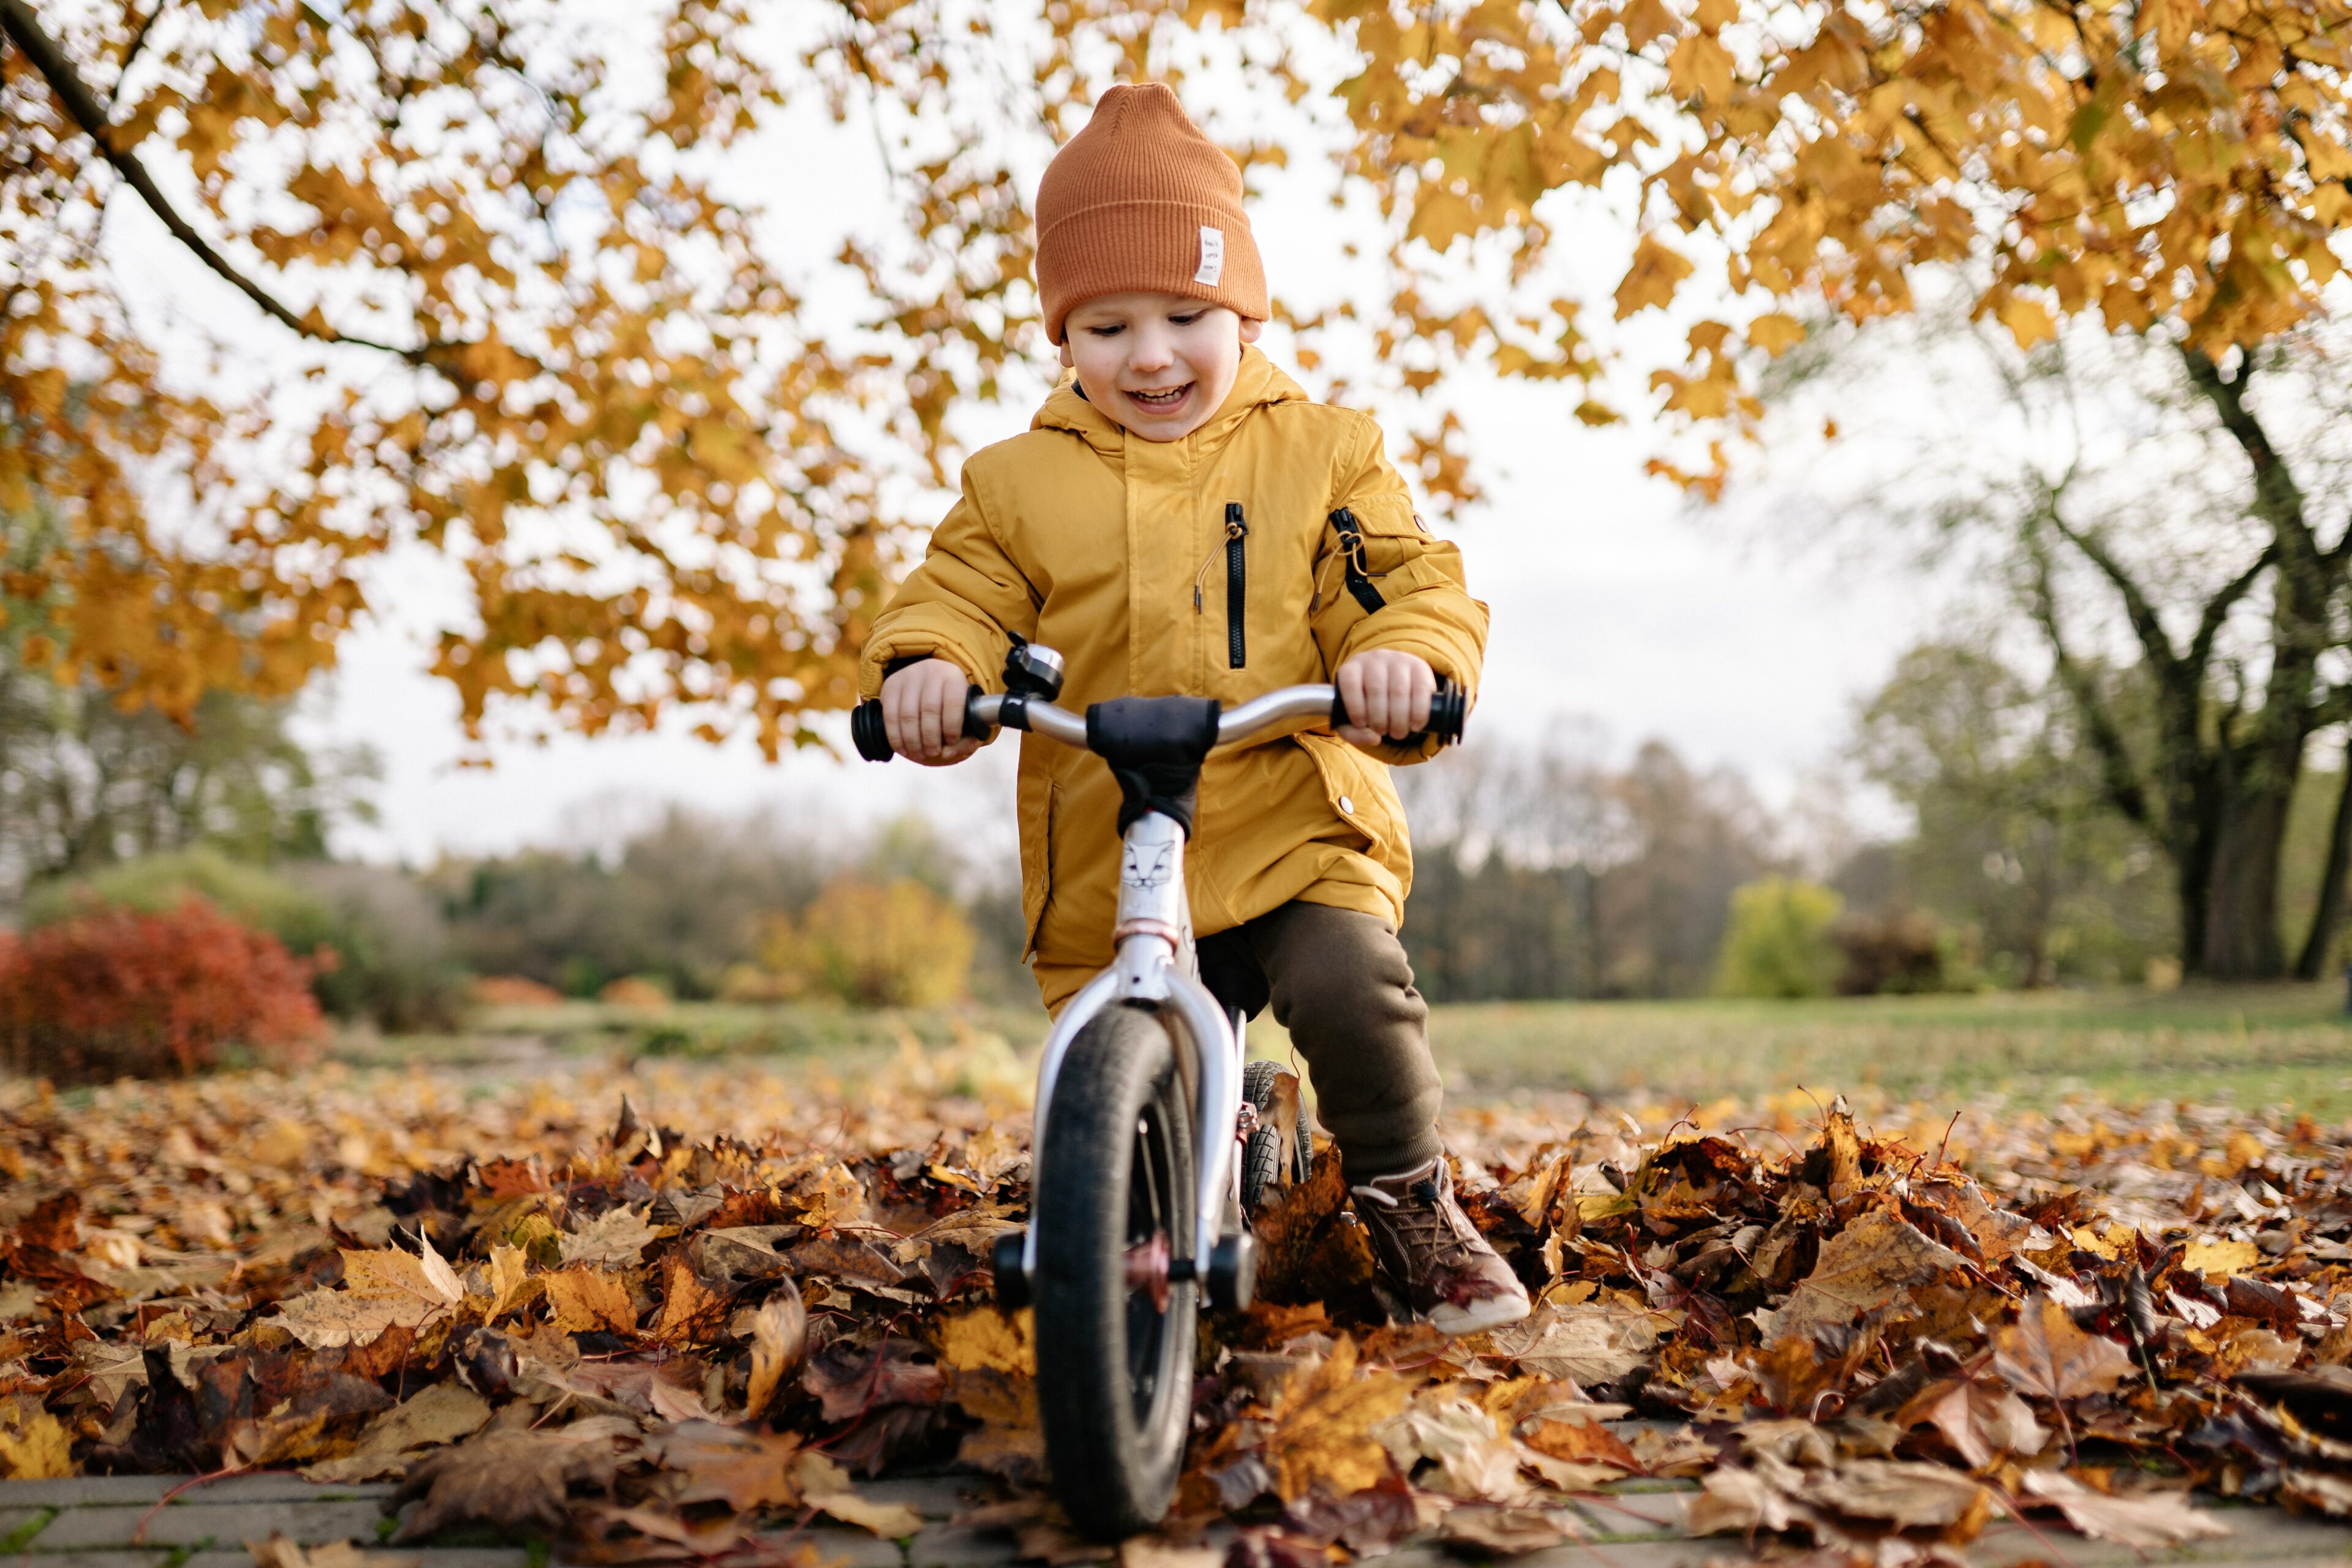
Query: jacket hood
1031 344 1306 454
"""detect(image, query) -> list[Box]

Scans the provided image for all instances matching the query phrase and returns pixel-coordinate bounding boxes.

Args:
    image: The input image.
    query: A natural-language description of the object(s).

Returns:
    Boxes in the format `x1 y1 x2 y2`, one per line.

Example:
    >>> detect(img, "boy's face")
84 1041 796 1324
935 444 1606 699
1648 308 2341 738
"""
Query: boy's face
1057 292 1264 442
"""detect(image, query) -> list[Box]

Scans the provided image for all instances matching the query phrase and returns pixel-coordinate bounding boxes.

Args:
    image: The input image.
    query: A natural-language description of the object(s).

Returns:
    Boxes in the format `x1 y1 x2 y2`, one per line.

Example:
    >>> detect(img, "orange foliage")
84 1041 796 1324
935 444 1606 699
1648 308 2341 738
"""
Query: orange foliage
0 896 324 1082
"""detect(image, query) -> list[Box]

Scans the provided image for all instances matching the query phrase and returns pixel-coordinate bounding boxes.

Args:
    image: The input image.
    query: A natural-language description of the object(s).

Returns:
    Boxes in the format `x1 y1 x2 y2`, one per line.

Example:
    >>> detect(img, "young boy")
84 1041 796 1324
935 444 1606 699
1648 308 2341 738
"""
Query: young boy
859 83 1528 1335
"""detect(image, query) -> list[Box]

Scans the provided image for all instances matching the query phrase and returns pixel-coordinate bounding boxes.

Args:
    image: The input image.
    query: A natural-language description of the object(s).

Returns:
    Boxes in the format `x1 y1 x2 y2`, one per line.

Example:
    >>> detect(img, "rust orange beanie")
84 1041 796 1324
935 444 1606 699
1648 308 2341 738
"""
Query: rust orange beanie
1035 83 1268 345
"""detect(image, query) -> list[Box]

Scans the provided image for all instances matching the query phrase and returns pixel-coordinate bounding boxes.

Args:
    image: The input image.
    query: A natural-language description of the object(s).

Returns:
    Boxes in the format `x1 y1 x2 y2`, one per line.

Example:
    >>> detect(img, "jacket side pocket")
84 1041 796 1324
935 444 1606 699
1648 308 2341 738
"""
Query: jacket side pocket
1295 732 1407 859
1018 767 1059 957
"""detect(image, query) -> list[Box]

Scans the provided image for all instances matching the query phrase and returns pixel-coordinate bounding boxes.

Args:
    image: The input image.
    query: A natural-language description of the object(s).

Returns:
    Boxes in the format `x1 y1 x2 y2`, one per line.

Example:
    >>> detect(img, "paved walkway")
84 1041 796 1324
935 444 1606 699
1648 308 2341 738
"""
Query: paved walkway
4 1470 2350 1567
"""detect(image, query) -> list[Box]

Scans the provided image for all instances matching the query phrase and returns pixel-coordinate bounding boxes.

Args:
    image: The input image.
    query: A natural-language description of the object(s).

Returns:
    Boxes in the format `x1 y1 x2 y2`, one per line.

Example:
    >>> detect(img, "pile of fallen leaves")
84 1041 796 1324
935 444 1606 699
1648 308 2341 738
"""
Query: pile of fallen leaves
6 1041 2352 1561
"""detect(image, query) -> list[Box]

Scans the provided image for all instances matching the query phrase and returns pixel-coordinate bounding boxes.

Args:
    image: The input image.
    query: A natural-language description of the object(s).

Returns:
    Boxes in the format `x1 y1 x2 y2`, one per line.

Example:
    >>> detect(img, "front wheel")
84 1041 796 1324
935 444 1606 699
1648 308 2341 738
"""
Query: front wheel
1033 1003 1197 1539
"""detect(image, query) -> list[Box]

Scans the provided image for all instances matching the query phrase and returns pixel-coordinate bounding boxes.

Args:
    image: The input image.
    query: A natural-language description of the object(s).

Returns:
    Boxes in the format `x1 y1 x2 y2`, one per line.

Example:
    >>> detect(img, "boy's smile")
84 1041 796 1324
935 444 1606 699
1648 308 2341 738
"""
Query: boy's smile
1058 290 1264 442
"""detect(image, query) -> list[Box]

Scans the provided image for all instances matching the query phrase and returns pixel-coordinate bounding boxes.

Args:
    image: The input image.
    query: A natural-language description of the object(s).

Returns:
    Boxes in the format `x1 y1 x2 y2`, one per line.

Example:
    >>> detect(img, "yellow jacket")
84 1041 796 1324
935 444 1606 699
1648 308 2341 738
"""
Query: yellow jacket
858 349 1488 1009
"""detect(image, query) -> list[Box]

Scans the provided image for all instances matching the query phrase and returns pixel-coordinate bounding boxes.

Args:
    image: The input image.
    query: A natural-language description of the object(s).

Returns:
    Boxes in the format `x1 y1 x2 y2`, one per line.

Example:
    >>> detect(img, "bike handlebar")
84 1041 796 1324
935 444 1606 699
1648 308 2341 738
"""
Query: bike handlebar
850 679 1466 763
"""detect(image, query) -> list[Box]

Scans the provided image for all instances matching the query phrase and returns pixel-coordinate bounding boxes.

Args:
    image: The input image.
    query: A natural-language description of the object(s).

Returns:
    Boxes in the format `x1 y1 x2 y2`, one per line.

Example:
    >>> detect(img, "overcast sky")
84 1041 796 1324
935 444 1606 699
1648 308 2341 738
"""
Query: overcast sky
227 24 1954 865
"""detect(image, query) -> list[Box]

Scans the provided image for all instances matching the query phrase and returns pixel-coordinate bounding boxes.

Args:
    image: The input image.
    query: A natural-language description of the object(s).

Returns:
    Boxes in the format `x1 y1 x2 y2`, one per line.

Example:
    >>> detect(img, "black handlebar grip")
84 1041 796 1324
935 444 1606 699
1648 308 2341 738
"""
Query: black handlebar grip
851 699 894 761
850 688 994 763
1326 675 1469 747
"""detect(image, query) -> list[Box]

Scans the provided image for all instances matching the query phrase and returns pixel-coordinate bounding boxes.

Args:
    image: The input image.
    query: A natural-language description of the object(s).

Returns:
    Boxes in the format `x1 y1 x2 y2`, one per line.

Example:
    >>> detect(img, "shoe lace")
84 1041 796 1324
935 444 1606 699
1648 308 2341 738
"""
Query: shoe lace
1351 1177 1476 1271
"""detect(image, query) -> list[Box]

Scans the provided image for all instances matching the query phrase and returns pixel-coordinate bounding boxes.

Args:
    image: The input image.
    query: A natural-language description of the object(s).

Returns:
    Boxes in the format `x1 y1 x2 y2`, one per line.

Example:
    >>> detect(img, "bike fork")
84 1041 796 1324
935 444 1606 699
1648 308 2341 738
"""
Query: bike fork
996 811 1258 1311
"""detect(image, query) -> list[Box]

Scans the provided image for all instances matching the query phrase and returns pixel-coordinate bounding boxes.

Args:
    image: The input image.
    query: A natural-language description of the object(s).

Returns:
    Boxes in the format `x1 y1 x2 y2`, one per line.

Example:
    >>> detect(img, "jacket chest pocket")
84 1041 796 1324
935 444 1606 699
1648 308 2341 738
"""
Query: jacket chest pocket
1194 502 1250 669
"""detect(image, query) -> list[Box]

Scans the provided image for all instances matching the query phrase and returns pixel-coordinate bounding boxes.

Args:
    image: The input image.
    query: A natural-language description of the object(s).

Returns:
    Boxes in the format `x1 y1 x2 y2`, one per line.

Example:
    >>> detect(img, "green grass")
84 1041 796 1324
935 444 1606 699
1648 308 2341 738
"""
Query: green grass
1407 983 2352 1114
331 982 2352 1117
333 997 1050 1072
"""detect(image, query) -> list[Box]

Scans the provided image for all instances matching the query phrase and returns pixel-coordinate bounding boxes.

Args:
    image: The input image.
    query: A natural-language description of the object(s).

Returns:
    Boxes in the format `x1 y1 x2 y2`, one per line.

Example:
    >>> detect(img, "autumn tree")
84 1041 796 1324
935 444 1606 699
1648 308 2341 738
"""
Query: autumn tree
1181 0 2351 979
0 0 990 752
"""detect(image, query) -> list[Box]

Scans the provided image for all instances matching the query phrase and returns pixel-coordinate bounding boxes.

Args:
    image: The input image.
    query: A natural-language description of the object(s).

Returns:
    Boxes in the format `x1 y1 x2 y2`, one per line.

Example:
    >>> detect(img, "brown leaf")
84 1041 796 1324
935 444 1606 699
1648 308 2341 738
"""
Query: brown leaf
650 1420 802 1510
391 1415 638 1541
1521 1416 1638 1471
541 1267 638 1335
743 1284 807 1417
300 1382 491 1483
1994 1295 2133 1403
651 1256 726 1345
804 1337 945 1422
796 1449 924 1536
1436 1504 1580 1554
2020 1470 2231 1546
1487 1302 1664 1384
560 1205 662 1269
1756 1205 1966 1341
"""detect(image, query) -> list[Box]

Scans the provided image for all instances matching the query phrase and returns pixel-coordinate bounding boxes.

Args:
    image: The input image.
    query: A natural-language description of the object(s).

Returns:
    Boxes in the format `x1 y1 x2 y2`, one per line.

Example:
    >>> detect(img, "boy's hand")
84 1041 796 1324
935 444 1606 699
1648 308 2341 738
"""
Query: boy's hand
1335 650 1436 747
881 658 982 765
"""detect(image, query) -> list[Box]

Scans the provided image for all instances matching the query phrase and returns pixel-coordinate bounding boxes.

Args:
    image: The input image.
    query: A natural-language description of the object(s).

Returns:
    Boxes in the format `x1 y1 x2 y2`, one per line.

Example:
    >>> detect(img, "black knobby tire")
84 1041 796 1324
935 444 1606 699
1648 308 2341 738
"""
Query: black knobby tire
1240 1058 1310 1216
1033 1004 1197 1539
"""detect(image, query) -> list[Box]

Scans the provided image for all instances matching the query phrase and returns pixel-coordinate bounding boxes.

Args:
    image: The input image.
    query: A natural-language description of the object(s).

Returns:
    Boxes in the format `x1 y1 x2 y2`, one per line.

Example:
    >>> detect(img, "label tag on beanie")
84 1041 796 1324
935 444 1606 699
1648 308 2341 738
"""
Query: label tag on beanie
1195 226 1225 287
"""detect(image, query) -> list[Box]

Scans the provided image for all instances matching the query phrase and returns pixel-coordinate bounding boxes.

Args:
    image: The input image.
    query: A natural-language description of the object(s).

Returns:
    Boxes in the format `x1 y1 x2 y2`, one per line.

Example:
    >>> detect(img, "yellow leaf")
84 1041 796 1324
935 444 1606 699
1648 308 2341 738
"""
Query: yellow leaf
0 1400 74 1479
937 1308 1035 1376
1996 294 2057 349
1615 234 1696 318
1747 313 1806 355
2183 1238 2261 1278
486 1243 534 1322
543 1267 638 1335
1265 1337 1412 1502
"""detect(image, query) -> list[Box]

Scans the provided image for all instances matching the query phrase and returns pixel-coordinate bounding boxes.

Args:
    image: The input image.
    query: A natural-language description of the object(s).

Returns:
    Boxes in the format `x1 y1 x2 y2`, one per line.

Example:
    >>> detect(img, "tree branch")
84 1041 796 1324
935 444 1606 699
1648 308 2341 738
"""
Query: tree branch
2188 542 2277 673
2183 345 2315 554
2040 499 2185 682
0 0 423 361
2024 523 2154 828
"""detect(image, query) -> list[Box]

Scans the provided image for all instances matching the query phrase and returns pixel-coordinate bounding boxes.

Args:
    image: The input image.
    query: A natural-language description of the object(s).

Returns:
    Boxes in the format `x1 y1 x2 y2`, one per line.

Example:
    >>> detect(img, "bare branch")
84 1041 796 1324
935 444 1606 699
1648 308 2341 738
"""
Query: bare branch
0 0 423 361
2024 522 2154 829
2039 500 2185 682
2187 542 2278 674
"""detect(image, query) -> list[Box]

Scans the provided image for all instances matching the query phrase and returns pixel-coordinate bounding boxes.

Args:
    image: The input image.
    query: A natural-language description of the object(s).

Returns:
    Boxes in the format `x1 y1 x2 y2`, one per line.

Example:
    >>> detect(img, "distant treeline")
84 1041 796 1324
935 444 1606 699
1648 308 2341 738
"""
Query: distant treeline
9 635 2349 1016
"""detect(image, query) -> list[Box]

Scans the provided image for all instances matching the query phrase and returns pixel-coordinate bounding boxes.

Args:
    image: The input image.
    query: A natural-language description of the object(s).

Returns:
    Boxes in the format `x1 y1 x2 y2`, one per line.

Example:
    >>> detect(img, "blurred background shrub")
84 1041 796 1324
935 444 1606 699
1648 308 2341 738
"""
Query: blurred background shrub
1712 878 1845 1000
0 897 324 1081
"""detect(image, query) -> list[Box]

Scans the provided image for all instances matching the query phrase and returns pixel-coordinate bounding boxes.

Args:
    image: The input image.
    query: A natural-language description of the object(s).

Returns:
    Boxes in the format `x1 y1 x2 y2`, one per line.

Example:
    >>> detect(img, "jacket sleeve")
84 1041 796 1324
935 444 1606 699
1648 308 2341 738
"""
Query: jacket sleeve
856 469 1039 699
1310 416 1491 764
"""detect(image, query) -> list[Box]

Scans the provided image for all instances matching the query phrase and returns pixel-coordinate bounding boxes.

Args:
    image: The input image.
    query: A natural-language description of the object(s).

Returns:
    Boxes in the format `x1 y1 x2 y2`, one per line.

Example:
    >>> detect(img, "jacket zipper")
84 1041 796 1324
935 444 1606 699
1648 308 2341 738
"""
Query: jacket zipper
1191 503 1250 668
1223 503 1248 668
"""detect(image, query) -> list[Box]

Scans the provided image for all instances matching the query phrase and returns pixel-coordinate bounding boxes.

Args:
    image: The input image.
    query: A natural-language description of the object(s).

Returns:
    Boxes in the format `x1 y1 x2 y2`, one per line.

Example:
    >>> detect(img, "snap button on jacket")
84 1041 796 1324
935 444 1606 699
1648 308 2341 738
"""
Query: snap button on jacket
857 349 1489 1011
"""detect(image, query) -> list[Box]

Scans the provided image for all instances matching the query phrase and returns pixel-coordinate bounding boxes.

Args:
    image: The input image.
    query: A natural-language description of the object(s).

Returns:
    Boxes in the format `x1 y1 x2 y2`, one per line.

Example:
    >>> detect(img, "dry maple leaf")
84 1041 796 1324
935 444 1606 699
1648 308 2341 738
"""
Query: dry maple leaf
1486 1303 1663 1385
652 1420 803 1510
2019 1469 2232 1546
542 1267 639 1335
1380 1393 1528 1502
1265 1337 1412 1502
743 1285 808 1417
0 1398 75 1479
796 1448 925 1536
1755 1205 1967 1342
1994 1295 2133 1403
560 1205 663 1269
391 1415 639 1541
301 1383 491 1483
271 1239 465 1350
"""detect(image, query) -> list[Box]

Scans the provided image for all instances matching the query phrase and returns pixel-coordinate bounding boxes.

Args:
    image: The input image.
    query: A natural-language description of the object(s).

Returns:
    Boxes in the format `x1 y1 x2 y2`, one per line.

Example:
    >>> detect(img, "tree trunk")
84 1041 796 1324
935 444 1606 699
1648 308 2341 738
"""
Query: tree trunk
2198 776 2296 977
2296 747 2352 979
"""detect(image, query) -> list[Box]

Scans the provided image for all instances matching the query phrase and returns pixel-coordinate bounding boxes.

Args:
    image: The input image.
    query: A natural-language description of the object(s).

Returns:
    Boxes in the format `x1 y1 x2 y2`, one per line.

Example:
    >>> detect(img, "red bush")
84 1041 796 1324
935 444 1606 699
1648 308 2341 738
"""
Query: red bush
0 896 325 1082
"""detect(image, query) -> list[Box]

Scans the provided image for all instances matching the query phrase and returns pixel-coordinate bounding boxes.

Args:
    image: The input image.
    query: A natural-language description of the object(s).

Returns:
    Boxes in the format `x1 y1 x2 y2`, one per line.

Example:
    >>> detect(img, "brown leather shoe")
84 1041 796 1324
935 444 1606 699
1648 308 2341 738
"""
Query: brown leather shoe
1350 1157 1531 1335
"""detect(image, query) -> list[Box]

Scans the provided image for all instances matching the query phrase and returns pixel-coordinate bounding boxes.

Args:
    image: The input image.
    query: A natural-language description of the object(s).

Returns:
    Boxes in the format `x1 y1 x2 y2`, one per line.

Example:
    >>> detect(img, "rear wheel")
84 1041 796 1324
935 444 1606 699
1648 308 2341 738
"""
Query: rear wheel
1240 1058 1309 1216
1033 1004 1197 1539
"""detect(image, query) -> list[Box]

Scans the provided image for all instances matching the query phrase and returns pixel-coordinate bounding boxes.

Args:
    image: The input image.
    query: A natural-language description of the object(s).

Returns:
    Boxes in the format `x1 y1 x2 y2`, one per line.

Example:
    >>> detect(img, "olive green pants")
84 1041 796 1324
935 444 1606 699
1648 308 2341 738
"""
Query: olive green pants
1196 901 1443 1179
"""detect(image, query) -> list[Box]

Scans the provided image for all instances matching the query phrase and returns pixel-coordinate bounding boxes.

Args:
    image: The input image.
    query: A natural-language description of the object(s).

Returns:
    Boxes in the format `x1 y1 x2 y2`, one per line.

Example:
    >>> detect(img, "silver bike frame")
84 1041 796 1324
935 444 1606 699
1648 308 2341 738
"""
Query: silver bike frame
1002 684 1339 1276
